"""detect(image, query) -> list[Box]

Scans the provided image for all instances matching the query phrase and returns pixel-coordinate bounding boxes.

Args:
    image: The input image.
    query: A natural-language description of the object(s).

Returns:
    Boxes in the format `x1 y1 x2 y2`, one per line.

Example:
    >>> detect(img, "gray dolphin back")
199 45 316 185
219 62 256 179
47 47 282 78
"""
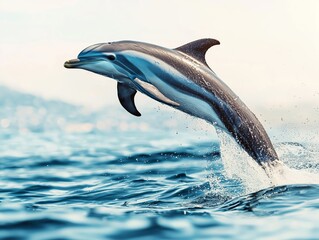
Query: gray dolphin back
173 39 279 164
134 39 279 164
117 39 279 164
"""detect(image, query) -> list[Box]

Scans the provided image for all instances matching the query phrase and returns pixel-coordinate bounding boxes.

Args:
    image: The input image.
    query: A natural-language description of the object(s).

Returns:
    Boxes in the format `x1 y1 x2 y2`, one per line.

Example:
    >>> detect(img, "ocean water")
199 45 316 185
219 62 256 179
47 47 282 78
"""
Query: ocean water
1 86 319 240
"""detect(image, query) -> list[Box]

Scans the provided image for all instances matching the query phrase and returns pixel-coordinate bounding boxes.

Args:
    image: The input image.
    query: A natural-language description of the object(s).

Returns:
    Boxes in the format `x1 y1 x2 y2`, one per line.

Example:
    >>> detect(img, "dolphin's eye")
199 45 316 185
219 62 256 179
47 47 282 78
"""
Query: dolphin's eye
107 55 116 61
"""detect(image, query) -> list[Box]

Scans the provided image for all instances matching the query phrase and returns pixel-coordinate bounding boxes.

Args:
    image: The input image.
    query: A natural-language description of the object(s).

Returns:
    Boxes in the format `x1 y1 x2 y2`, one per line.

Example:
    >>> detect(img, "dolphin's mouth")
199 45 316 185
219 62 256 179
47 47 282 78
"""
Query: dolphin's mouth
64 58 82 68
64 58 103 68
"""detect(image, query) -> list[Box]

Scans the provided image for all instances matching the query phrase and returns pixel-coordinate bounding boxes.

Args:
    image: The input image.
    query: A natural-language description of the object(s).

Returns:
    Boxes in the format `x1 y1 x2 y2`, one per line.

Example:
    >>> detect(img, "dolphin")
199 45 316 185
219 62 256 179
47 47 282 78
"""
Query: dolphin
64 39 279 166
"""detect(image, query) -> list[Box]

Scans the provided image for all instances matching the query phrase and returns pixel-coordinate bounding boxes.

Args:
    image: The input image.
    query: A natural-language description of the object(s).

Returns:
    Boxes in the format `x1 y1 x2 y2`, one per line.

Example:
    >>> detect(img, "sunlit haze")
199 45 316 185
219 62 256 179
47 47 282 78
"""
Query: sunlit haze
1 0 318 111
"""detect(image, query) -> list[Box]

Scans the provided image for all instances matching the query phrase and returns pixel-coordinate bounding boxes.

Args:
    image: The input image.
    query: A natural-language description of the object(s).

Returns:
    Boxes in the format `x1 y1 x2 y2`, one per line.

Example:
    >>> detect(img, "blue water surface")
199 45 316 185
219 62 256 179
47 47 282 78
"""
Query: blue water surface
1 86 319 240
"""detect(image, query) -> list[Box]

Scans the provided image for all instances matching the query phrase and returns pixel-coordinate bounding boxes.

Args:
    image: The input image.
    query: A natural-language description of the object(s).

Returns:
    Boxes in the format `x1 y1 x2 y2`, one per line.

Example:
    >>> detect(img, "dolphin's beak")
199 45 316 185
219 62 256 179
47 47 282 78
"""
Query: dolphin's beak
64 59 81 69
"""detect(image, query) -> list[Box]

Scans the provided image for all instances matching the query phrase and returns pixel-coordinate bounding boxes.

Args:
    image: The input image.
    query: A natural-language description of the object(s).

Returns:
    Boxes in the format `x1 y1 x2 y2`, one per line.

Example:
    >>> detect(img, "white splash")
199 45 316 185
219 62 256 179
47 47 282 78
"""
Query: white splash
216 130 319 194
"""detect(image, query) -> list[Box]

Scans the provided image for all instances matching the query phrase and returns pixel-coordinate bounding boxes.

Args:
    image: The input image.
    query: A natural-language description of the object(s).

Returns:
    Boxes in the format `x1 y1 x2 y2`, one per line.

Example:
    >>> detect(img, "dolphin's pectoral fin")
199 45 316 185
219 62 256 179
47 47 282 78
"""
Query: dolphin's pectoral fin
117 82 141 117
175 38 220 67
134 79 180 107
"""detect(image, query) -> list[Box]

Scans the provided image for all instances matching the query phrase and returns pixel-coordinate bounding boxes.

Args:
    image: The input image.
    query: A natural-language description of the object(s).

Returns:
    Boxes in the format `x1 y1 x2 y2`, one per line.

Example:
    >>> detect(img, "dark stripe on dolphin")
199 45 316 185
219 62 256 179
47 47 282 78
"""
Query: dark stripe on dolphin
105 41 278 164
148 66 277 163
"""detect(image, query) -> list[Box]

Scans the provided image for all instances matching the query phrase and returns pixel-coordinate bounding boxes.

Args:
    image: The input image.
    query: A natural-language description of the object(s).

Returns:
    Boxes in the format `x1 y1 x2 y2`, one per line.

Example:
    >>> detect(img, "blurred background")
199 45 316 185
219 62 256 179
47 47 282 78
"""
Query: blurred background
1 0 318 134
1 3 319 239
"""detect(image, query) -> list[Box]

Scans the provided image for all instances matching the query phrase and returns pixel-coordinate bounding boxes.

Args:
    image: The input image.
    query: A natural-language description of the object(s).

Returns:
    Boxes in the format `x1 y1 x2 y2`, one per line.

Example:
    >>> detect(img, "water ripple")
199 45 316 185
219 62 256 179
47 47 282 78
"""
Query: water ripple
1 86 319 239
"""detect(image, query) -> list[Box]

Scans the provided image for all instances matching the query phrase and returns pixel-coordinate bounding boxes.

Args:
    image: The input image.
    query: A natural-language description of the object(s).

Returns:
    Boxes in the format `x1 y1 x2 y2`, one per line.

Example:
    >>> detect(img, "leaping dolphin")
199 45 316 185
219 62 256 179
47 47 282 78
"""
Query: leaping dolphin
64 39 279 166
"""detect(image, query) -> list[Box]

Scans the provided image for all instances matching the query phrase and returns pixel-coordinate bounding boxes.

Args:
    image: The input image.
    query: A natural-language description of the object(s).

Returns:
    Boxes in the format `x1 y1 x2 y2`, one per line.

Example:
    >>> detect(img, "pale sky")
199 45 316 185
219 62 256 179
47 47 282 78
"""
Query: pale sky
1 0 318 110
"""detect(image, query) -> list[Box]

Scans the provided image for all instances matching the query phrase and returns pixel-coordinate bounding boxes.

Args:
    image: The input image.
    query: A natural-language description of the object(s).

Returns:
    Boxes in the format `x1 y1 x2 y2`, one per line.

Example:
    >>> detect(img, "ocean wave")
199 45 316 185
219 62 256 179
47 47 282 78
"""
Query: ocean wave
1 86 319 239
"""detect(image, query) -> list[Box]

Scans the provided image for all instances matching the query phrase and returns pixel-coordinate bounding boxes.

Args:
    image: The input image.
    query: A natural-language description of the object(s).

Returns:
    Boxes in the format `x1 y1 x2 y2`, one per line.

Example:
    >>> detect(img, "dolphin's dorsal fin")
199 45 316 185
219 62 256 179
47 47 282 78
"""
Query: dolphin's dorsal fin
117 82 141 117
175 38 220 66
